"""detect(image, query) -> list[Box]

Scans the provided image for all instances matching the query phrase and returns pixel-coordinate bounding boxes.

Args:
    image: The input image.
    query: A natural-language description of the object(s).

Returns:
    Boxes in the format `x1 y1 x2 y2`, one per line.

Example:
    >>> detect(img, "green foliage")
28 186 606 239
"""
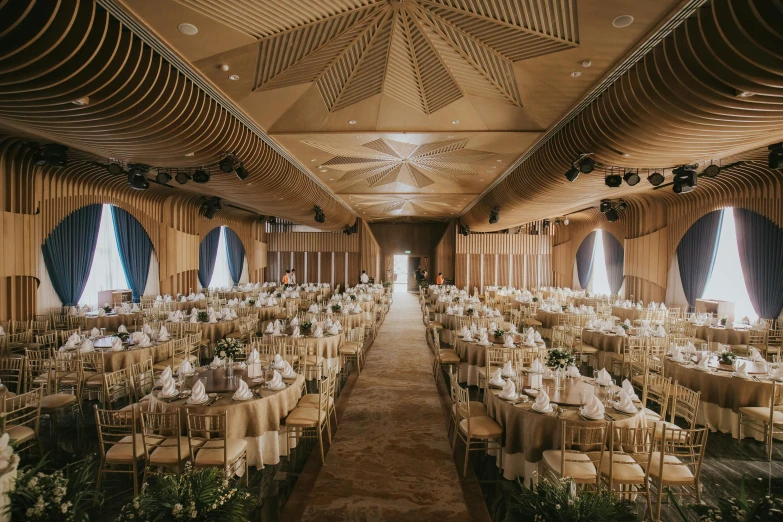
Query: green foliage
331 303 342 313
505 478 639 522
7 456 100 522
546 349 576 370
301 321 313 330
214 338 243 360
676 476 783 522
197 311 208 322
720 350 738 366
494 329 506 338
115 465 256 522
116 331 130 342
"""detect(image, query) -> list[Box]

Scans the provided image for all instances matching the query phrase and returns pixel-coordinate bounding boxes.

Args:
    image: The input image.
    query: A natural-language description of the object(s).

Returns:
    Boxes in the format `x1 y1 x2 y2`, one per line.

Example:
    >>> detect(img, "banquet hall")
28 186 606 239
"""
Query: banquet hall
0 1 782 521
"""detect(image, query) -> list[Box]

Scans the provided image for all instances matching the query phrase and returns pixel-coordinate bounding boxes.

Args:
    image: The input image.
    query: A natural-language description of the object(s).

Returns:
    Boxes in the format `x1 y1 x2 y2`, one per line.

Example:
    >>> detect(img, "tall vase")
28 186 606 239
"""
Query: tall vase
227 356 234 377
555 368 565 390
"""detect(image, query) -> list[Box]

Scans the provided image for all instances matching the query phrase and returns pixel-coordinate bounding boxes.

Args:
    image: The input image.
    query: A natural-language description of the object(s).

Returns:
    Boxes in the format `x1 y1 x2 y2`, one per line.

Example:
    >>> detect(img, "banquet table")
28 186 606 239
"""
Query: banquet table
265 327 345 376
359 301 375 313
581 329 628 370
188 319 240 345
160 300 207 312
147 367 305 467
662 357 774 441
256 305 282 322
535 310 563 332
572 298 597 308
455 336 546 385
611 306 644 323
92 336 172 372
693 324 751 345
485 375 646 481
84 312 142 332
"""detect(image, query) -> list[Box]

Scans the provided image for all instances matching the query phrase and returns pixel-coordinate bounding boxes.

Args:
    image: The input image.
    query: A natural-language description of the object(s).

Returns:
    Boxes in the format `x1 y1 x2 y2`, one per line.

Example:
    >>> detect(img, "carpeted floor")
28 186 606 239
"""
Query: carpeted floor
300 291 471 521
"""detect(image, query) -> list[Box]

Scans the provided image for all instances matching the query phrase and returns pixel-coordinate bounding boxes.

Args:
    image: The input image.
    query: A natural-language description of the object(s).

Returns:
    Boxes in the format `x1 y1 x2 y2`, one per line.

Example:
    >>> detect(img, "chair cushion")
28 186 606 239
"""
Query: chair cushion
643 407 662 420
298 394 335 409
653 422 688 442
439 350 461 364
6 425 35 444
452 401 487 418
303 355 325 366
429 322 444 330
638 452 694 484
578 344 599 354
339 343 360 355
194 439 247 466
600 453 646 482
106 434 147 463
41 393 76 411
542 450 597 481
86 374 104 386
286 407 327 428
150 437 201 466
459 415 502 439
739 406 783 424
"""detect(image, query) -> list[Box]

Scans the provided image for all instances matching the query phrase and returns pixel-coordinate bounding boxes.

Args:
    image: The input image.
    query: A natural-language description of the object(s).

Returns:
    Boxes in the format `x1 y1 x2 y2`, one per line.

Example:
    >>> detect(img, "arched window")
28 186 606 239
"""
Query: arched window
589 230 612 296
78 205 130 308
208 227 234 288
702 208 757 321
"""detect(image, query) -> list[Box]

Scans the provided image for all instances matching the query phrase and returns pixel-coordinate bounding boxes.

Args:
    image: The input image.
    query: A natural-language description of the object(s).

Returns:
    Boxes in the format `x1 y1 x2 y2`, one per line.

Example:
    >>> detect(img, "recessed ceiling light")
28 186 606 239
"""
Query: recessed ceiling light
228 75 240 81
571 71 582 78
582 60 592 68
621 153 631 158
71 96 90 106
219 64 230 72
736 90 755 98
612 15 634 28
451 120 459 124
311 159 316 162
329 178 334 180
496 159 502 162
320 169 327 172
185 152 195 157
178 23 198 35
348 120 357 125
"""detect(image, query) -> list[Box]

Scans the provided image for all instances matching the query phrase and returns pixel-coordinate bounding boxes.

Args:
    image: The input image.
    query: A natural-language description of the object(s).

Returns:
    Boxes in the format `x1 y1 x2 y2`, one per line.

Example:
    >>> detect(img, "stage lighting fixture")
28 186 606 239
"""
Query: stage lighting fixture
703 164 720 178
673 166 697 194
203 198 221 219
616 201 628 211
33 144 68 167
192 169 210 184
107 162 124 176
313 205 325 224
578 156 595 174
623 170 640 186
565 166 579 182
460 224 470 236
605 174 622 187
768 143 783 170
175 171 190 184
267 216 276 224
235 163 249 181
219 154 237 173
648 171 665 186
605 208 619 222
555 218 561 225
156 169 172 184
600 199 613 213
563 217 569 225
127 165 150 190
489 206 500 224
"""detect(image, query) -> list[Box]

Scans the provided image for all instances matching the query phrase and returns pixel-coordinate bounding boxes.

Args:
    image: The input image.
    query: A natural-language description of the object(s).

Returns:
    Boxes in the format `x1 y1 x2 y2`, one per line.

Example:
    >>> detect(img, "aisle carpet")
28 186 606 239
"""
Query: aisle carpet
300 291 470 521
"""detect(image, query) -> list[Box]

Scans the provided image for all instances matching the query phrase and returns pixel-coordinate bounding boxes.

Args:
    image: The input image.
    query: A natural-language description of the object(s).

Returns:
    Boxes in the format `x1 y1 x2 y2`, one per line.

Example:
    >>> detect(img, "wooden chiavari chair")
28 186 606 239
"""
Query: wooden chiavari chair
641 373 672 426
738 380 783 461
453 383 503 477
601 424 653 512
141 411 193 480
0 357 23 393
81 351 106 404
187 409 248 483
95 405 145 495
104 368 134 411
432 329 460 384
6 331 31 354
543 420 606 488
1 388 43 457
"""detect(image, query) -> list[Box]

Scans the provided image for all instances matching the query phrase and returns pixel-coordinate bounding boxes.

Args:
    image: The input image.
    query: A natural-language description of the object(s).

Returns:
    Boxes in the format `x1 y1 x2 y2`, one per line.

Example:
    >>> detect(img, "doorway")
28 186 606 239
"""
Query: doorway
407 256 422 292
393 255 408 293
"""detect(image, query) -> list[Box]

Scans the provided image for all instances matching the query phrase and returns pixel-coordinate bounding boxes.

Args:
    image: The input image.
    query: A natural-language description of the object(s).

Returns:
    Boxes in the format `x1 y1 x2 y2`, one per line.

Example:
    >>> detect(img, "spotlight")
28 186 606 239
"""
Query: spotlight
267 216 276 224
33 144 68 167
219 154 237 174
565 166 580 182
175 171 190 184
623 170 640 186
127 164 150 190
156 169 172 184
313 205 325 224
235 163 249 181
616 201 628 211
673 166 697 194
647 171 665 186
489 206 500 225
107 162 124 176
605 174 622 187
578 156 595 174
599 199 613 213
555 218 561 225
192 169 210 184
768 143 783 170
563 217 569 225
605 208 619 222
459 223 470 236
703 164 720 178
202 198 221 219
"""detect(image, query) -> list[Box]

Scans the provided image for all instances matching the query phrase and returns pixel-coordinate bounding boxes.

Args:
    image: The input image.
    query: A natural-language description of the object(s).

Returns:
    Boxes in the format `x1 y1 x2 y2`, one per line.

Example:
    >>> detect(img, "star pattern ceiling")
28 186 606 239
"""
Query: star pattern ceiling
302 137 496 190
233 0 580 114
350 193 460 220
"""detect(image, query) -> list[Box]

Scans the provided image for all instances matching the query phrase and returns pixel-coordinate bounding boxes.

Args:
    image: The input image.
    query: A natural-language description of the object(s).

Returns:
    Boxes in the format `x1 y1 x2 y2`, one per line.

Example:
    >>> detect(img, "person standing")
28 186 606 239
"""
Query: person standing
436 272 444 285
282 270 290 285
289 269 297 285
360 270 369 284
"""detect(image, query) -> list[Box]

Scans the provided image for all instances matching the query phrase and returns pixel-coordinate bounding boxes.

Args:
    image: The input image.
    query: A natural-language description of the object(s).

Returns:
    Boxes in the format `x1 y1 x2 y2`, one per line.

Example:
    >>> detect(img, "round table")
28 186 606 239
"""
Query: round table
147 367 305 467
581 329 629 371
92 336 173 372
486 375 646 481
84 313 142 332
535 310 563 331
256 306 281 322
693 325 751 345
199 319 240 344
611 306 644 324
454 337 546 385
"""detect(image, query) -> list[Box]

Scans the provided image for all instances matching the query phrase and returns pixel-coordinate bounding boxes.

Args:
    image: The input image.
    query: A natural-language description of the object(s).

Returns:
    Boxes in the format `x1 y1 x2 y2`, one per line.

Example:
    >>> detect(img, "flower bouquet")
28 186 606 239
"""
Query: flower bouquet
301 321 313 330
620 323 630 331
331 303 342 313
102 304 112 313
248 299 255 306
720 317 728 326
466 307 475 315
532 297 539 302
719 350 737 366
116 331 130 342
545 348 576 370
350 294 357 301
493 329 505 338
214 338 243 360
197 311 209 322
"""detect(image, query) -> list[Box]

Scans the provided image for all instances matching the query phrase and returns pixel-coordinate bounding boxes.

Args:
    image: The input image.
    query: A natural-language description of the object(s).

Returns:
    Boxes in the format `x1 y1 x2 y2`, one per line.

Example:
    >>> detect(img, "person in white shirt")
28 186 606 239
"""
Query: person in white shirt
360 270 369 284
289 269 297 285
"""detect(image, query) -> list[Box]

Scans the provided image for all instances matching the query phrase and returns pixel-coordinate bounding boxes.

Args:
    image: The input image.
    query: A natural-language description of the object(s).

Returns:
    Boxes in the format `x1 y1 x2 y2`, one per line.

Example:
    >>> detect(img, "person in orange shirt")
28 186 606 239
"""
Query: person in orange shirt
436 272 444 285
282 270 290 285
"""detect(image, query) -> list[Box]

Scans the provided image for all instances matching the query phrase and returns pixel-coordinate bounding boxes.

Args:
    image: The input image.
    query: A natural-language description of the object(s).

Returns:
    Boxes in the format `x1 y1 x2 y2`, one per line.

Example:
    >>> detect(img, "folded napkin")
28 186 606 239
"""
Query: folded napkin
566 365 581 378
446 306 454 315
210 355 223 368
115 324 127 334
489 322 497 331
530 358 545 374
80 340 94 353
489 368 505 387
265 322 275 334
159 378 178 398
233 379 254 400
749 347 765 362
158 325 170 341
308 304 320 313
272 354 285 370
268 370 285 390
621 379 639 400
280 360 297 379
668 345 682 360
501 360 515 378
290 316 299 326
313 326 324 338
614 390 638 413
534 331 543 342
111 337 124 352
734 362 749 379
771 366 783 381
509 324 517 334
654 326 666 337
164 295 172 302
696 355 713 371
288 326 299 338
179 360 194 375
503 335 515 348
324 318 333 328
499 378 518 400
208 313 218 324
615 327 627 337
90 327 100 338
585 320 595 329
248 349 261 364
188 380 208 404
595 368 612 386
188 313 198 323
140 324 151 335
97 309 106 317
273 319 281 329
271 326 282 337
581 394 605 418
66 332 81 348
326 325 339 335
478 332 490 346
136 334 151 347
462 331 473 342
335 320 343 331
726 321 735 330
533 388 551 412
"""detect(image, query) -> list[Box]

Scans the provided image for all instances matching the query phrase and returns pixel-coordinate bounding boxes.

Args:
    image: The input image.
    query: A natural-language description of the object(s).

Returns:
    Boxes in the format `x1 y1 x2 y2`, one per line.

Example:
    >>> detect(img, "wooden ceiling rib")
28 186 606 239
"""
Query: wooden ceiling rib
463 0 783 231
0 0 355 229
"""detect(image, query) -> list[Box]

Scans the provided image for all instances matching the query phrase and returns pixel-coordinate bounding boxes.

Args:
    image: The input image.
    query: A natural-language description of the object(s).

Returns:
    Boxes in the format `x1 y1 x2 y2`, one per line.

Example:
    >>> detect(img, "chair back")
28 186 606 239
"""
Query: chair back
24 348 52 392
0 357 24 393
104 368 133 409
1 387 42 453
35 332 58 350
94 405 138 461
556 420 607 485
605 425 653 488
186 409 228 465
140 410 180 460
642 374 671 419
655 426 709 485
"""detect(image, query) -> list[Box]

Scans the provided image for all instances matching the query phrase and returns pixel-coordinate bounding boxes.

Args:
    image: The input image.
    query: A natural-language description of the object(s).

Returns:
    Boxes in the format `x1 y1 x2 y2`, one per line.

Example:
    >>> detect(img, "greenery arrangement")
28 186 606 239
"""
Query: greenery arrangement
331 303 342 313
116 331 129 342
247 299 255 306
301 321 313 330
719 350 738 366
532 297 539 302
545 348 576 370
505 478 638 522
214 338 243 360
494 329 506 338
720 317 728 326
466 307 475 315
350 294 357 301
275 292 282 298
382 281 392 287
115 465 256 522
102 305 112 313
669 477 783 521
561 305 568 312
419 280 429 288
620 323 630 331
197 311 208 322
6 456 100 522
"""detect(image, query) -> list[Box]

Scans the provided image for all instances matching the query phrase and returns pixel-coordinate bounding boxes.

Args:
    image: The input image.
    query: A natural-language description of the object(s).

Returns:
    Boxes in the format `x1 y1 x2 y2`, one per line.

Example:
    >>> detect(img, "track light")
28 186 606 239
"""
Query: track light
673 166 697 194
565 166 579 182
563 217 569 225
127 164 150 190
107 161 124 176
267 216 276 224
605 208 619 222
33 144 68 168
459 223 470 236
489 206 500 225
175 171 190 184
578 156 595 174
600 199 613 213
703 164 720 178
313 205 325 224
605 173 622 187
623 170 640 186
193 169 210 184
648 171 664 186
202 198 221 219
616 201 628 211
156 169 172 184
769 143 783 170
235 163 249 180
219 154 237 174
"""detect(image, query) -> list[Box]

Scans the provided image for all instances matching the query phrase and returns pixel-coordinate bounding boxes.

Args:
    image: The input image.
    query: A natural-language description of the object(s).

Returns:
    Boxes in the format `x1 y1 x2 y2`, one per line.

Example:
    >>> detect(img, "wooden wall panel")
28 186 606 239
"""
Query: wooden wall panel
483 254 495 288
358 219 381 281
306 253 318 284
497 254 510 287
433 221 456 281
293 252 305 282
321 253 333 286
347 252 360 287
333 252 346 291
511 255 525 288
468 254 482 292
455 254 468 289
267 232 358 252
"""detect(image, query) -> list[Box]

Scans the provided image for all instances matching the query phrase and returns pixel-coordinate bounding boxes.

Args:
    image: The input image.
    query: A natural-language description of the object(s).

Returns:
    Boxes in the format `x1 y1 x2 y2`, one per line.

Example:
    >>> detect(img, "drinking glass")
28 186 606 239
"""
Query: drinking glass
579 389 588 406
100 328 106 338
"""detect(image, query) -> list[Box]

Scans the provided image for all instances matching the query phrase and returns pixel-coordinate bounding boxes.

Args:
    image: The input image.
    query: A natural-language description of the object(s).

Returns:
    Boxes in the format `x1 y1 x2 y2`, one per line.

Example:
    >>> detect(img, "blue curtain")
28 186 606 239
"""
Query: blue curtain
734 208 783 319
111 206 153 302
198 227 221 288
224 227 245 285
576 231 597 289
602 232 625 295
42 204 102 306
677 209 724 311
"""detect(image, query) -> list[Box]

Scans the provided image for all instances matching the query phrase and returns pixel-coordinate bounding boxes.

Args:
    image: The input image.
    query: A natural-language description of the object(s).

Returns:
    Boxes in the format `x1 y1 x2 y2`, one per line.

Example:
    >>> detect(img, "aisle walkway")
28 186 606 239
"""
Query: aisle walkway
299 292 470 521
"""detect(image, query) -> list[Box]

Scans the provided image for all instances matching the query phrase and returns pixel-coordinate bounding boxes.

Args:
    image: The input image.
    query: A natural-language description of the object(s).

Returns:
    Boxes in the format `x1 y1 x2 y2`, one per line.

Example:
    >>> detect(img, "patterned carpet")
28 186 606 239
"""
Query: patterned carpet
301 292 470 521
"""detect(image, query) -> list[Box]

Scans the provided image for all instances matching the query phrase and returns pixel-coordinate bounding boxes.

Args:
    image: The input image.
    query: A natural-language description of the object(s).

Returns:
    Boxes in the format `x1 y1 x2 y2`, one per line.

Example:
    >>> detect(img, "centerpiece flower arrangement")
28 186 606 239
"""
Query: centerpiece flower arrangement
247 299 255 306
561 305 568 312
116 331 130 342
102 303 112 313
197 311 209 322
620 323 630 331
719 350 737 366
720 317 728 326
275 292 282 298
532 296 539 302
466 307 475 315
545 348 576 370
494 329 506 338
382 281 392 288
419 280 429 289
214 338 243 361
301 321 313 329
177 293 183 299
350 294 357 301
331 303 342 313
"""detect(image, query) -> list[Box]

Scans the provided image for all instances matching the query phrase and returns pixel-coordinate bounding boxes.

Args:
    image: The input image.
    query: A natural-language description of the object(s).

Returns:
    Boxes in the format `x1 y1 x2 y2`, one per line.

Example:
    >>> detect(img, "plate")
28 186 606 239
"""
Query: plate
500 394 519 401
186 396 209 405
532 404 553 414
232 395 253 401
252 378 264 383
731 372 752 380
579 409 603 420
613 404 638 414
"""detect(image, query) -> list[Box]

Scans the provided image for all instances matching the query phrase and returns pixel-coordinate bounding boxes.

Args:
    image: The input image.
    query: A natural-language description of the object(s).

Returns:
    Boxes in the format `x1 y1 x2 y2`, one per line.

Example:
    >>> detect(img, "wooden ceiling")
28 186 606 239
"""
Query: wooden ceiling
113 0 683 222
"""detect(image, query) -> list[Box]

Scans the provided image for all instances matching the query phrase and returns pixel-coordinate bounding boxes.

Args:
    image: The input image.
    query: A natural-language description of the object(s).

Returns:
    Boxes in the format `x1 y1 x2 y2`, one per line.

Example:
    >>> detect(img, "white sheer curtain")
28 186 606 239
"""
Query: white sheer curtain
702 208 758 321
589 229 612 296
78 205 129 308
209 226 234 288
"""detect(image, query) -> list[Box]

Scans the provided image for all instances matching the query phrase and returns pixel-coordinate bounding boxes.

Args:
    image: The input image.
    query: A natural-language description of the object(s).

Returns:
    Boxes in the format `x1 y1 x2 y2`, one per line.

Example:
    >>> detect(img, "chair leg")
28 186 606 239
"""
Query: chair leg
318 427 325 464
463 437 470 477
655 483 663 521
